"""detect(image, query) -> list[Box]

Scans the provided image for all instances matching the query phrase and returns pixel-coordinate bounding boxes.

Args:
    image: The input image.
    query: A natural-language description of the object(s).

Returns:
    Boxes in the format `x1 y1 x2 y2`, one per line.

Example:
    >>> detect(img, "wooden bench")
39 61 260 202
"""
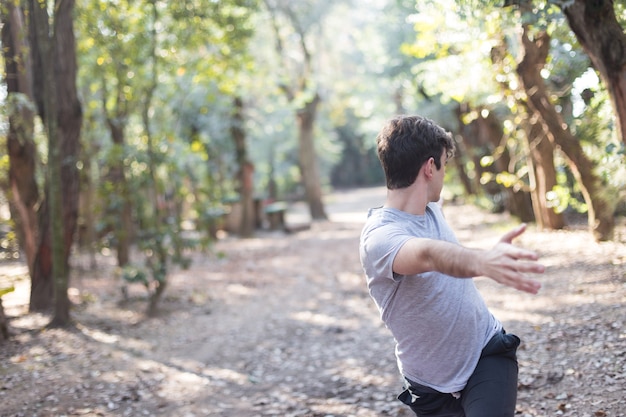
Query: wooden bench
264 202 288 230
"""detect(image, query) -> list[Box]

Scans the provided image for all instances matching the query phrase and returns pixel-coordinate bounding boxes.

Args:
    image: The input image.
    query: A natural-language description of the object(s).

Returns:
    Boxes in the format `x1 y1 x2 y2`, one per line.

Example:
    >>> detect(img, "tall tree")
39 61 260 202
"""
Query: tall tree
81 0 142 268
515 18 615 240
231 96 255 237
263 0 328 220
524 115 564 230
1 1 38 279
27 0 82 321
489 37 565 229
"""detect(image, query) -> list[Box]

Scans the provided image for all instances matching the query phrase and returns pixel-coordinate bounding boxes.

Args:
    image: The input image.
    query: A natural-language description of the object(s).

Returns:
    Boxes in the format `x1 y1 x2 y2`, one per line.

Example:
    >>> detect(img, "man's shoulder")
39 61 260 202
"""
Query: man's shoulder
363 207 406 231
361 208 418 248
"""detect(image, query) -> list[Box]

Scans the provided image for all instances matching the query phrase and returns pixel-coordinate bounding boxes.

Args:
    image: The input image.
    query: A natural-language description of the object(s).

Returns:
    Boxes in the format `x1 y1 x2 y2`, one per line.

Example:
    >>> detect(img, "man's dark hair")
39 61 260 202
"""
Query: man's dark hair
376 115 455 190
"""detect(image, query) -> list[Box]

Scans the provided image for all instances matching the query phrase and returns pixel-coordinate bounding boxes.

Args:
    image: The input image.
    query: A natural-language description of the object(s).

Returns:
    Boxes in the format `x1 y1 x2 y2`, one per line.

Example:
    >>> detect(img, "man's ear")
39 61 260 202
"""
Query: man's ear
424 157 435 179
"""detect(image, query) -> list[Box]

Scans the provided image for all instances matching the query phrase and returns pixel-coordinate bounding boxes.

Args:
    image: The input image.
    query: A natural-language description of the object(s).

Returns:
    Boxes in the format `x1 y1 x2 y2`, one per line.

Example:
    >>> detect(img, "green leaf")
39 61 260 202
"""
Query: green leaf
0 286 15 297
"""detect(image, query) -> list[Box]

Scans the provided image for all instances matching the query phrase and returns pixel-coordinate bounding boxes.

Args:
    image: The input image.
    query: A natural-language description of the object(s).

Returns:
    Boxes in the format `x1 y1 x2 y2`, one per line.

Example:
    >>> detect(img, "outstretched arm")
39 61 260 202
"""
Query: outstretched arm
392 224 544 294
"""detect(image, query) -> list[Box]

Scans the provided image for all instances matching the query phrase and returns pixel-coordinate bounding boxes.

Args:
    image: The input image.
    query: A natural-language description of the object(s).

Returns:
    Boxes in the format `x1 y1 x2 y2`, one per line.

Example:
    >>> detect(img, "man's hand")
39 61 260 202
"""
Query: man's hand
481 224 544 294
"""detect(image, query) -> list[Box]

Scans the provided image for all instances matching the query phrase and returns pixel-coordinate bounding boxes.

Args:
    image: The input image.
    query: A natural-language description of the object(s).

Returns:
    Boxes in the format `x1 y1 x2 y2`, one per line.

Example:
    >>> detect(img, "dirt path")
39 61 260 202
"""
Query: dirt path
1 187 625 417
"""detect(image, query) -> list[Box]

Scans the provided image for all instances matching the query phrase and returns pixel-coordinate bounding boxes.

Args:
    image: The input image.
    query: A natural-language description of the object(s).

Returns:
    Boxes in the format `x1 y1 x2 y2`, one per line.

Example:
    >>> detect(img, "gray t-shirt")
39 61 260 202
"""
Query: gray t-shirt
359 202 501 393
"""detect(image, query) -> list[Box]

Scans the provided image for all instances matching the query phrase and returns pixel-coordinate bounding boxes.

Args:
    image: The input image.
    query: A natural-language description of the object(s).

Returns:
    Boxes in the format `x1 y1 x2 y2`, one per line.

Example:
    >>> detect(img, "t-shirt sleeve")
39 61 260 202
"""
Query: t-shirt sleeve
361 224 414 283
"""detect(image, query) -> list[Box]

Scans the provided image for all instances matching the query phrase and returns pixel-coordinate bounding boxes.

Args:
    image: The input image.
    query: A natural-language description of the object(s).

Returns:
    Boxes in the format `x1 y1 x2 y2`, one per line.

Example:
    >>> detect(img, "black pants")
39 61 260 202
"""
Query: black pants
398 330 520 417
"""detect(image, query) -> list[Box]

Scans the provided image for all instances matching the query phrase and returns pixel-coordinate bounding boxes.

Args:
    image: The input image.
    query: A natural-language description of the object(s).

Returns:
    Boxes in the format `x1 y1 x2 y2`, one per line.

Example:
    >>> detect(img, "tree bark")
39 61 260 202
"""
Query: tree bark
297 93 327 220
52 0 81 326
78 121 98 269
455 107 497 200
105 121 132 267
489 33 563 229
28 0 55 312
561 0 626 147
27 0 82 321
525 116 564 230
30 204 53 311
516 26 615 241
1 3 39 278
232 97 255 237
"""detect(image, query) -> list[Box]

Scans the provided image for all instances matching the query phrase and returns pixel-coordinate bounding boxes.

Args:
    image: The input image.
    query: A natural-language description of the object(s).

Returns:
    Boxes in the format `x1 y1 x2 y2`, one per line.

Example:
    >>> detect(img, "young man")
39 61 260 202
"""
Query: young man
359 115 545 417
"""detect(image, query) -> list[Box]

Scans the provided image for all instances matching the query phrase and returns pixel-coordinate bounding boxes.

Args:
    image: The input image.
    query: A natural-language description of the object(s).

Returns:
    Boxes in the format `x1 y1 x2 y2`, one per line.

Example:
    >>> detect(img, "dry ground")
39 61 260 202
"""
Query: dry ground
1 186 625 417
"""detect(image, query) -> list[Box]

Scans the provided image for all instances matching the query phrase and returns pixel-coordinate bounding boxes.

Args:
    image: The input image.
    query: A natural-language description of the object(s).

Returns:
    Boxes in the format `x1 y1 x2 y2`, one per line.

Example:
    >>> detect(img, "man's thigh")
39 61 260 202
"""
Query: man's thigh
461 332 520 417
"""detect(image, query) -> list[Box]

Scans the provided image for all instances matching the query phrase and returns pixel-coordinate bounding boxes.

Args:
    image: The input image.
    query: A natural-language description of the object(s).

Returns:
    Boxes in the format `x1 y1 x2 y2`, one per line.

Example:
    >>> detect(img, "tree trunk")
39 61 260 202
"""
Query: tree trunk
265 3 328 220
1 3 39 278
231 97 255 237
55 0 82 253
78 129 98 269
30 202 53 311
142 3 168 316
475 110 535 221
27 0 82 322
525 116 564 230
516 26 615 241
455 104 534 218
29 0 56 312
106 122 132 267
51 0 81 326
561 0 626 147
490 28 563 229
297 93 327 220
455 107 497 200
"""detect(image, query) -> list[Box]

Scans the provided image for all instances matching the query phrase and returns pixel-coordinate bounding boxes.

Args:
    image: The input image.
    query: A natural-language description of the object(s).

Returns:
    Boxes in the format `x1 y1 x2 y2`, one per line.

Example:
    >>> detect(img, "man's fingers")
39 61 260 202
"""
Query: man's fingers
500 223 527 244
514 277 542 294
496 242 540 262
515 260 545 274
496 256 544 294
497 267 543 294
510 257 544 293
510 247 540 261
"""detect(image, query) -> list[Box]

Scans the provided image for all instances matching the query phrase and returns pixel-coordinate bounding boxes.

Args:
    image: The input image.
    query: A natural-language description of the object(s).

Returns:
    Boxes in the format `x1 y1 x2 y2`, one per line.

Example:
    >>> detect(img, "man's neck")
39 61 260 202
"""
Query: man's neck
384 184 429 215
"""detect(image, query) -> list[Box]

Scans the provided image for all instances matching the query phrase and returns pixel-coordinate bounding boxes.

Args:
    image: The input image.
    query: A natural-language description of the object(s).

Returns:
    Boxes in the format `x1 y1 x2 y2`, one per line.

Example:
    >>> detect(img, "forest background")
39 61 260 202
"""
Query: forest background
0 0 626 416
1 0 626 323
0 1 625 414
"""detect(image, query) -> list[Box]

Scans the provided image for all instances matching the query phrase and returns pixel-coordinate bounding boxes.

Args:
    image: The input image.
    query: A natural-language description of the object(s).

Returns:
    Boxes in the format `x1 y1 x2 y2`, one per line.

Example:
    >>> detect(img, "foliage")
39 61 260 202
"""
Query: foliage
0 285 14 297
400 0 626 217
402 0 504 105
571 79 626 189
74 0 260 311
